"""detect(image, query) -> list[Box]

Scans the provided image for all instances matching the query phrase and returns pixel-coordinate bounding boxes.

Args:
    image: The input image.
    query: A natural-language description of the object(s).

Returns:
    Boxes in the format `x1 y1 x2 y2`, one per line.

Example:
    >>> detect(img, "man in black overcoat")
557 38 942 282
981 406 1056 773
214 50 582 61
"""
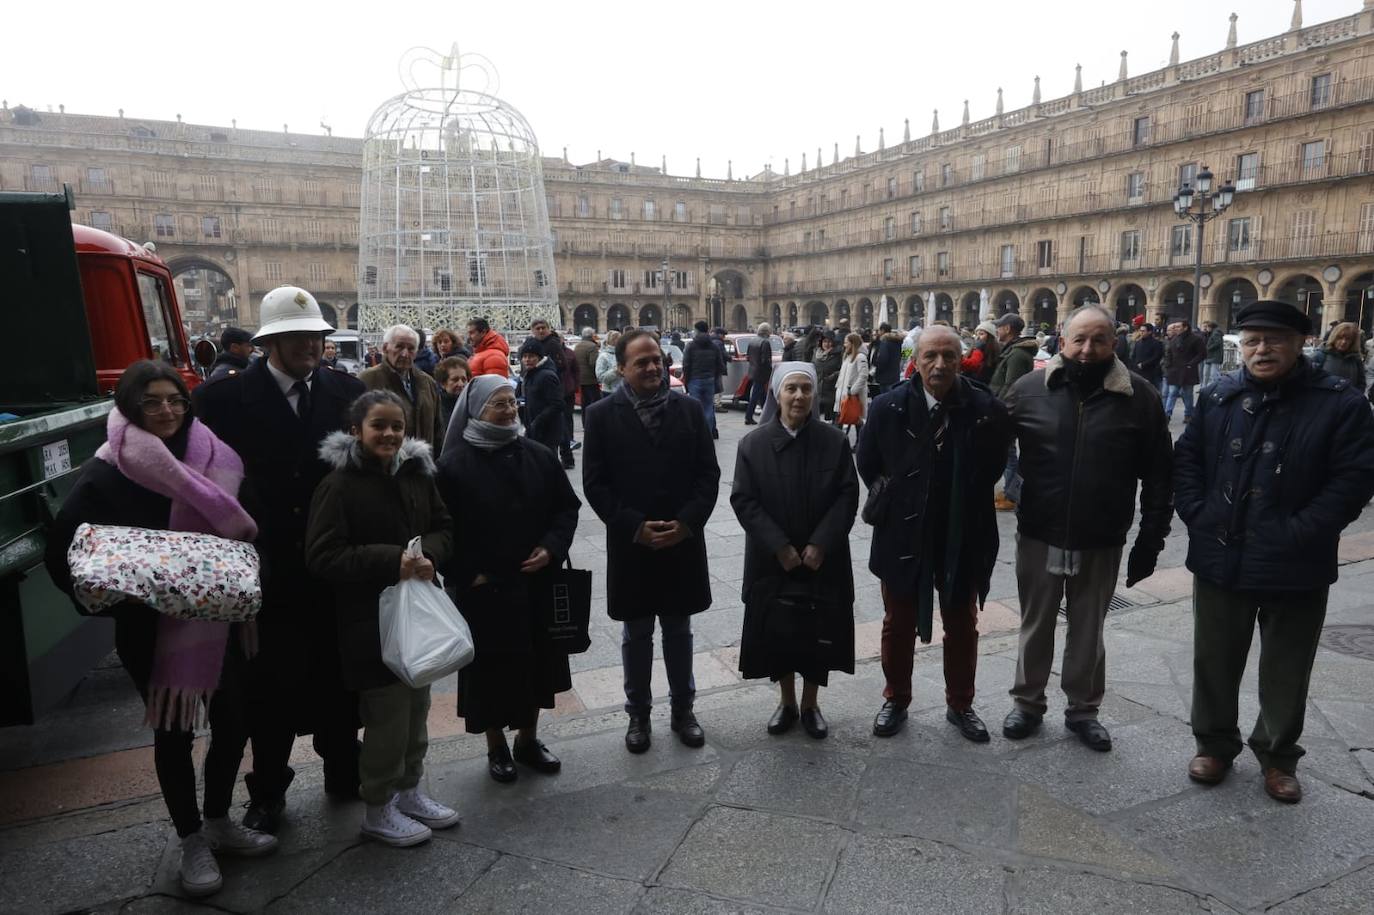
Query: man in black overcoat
856 325 1011 742
583 329 722 754
193 285 365 832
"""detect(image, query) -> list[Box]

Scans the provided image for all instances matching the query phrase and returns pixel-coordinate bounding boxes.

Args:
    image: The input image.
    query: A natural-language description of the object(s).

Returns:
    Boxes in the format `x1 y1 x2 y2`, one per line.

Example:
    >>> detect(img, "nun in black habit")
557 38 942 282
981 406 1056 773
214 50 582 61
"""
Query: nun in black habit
730 361 860 739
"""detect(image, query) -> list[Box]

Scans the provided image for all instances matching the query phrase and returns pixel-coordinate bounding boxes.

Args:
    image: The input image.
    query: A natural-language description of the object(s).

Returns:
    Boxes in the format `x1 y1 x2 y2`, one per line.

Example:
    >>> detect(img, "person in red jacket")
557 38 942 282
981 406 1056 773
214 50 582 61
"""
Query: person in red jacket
465 317 510 379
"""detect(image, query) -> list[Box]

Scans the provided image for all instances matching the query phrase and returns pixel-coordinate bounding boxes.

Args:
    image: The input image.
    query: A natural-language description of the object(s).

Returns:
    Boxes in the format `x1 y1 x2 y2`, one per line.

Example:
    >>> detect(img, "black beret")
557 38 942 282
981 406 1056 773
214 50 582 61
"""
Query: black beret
1232 300 1312 336
220 327 254 349
518 338 544 358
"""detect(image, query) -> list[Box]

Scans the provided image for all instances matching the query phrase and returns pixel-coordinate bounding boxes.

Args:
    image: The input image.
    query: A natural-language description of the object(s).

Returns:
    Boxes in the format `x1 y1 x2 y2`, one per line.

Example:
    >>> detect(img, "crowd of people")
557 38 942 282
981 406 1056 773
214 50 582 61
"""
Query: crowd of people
43 282 1374 899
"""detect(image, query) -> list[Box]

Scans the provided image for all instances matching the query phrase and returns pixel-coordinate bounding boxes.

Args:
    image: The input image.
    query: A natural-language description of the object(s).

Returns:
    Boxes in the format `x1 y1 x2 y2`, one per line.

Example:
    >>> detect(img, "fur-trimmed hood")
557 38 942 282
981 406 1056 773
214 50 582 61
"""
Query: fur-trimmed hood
317 430 436 476
1044 353 1134 396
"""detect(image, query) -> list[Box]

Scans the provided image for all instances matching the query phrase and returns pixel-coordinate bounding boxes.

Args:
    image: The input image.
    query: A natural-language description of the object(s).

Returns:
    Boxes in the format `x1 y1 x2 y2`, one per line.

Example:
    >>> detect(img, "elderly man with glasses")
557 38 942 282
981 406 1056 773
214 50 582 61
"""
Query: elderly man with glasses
1174 300 1374 803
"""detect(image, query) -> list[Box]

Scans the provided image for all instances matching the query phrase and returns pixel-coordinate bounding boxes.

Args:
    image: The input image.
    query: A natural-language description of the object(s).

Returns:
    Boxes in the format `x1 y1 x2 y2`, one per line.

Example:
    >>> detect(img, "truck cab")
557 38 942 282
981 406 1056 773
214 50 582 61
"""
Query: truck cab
1 188 199 726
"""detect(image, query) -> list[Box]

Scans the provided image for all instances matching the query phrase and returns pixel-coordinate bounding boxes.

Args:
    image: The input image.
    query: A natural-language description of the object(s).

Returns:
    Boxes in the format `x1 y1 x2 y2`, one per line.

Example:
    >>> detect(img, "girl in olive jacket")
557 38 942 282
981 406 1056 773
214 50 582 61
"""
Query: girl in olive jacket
305 390 456 848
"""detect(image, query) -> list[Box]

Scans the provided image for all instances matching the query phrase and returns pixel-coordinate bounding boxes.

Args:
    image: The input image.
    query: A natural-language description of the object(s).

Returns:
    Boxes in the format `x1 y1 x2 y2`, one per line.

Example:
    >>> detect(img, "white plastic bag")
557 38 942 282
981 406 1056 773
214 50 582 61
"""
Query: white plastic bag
379 537 474 687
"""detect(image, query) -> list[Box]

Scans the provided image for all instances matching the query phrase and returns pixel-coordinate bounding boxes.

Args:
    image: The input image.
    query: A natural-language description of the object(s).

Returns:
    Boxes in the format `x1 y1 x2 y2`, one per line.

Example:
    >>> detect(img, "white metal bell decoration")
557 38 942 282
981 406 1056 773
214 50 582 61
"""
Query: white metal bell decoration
357 45 558 337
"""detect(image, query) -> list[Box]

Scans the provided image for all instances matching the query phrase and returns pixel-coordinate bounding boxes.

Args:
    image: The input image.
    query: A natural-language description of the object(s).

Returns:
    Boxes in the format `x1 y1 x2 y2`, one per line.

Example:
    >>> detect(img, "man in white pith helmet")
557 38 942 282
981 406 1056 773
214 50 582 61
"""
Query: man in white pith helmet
193 286 366 834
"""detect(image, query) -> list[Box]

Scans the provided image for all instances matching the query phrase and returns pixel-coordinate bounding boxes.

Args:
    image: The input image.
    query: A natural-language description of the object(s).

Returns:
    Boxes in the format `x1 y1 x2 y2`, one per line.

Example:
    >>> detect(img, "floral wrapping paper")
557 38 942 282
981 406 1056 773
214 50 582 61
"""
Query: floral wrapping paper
66 523 263 621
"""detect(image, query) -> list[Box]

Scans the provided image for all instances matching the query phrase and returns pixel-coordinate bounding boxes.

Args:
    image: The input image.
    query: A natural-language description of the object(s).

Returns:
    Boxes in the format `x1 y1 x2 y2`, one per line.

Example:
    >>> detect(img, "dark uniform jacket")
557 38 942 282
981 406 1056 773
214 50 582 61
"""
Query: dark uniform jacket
192 359 364 723
857 376 1010 603
1132 334 1165 384
1007 355 1173 552
305 434 452 691
582 385 721 620
208 351 251 382
1174 359 1374 591
871 332 904 386
518 357 564 452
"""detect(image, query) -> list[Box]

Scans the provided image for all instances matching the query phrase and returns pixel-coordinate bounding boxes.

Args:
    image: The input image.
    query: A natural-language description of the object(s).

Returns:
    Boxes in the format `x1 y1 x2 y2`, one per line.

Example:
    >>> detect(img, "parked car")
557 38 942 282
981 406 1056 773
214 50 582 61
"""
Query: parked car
721 333 784 410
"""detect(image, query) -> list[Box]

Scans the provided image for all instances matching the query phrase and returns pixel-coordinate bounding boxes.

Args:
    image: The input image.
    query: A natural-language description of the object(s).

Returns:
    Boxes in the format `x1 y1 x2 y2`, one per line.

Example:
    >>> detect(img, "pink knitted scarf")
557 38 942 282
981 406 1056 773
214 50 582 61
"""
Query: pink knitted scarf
96 409 257 731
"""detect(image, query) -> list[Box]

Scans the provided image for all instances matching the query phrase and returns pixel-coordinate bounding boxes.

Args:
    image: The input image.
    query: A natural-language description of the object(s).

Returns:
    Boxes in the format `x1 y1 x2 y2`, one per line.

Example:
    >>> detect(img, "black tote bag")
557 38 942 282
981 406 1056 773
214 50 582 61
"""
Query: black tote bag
537 561 592 654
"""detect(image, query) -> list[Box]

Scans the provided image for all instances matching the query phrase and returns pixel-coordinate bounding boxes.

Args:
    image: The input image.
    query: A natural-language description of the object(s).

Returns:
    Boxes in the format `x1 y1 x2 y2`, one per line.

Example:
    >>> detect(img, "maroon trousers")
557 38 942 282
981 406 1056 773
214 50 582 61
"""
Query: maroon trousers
880 583 979 711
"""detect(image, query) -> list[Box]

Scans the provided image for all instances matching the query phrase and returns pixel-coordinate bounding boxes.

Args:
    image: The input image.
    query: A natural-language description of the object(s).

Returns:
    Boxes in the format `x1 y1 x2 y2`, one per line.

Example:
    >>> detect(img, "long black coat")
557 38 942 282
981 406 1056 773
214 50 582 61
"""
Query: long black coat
582 386 721 620
436 437 581 731
1174 359 1374 592
518 358 564 453
856 376 1011 602
192 359 365 723
304 435 453 691
814 349 842 416
731 418 858 683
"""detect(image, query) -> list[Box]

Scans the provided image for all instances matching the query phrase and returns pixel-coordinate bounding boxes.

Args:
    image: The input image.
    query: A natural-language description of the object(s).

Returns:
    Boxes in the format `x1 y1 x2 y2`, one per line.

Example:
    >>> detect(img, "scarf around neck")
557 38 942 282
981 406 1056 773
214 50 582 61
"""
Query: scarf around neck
626 383 669 438
96 408 256 730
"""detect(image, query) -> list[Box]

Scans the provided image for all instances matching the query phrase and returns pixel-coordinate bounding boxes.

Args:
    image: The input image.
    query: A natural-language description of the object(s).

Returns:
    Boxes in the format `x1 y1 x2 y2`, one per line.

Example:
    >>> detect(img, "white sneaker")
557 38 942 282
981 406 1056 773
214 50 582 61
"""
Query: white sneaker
360 795 432 847
202 816 279 857
179 831 222 897
396 787 462 830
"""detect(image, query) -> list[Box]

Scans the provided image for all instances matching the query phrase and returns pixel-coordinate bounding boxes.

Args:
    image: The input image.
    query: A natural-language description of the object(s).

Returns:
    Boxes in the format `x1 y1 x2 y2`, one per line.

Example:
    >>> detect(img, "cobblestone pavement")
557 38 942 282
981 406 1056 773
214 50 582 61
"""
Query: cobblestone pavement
3 405 1373 914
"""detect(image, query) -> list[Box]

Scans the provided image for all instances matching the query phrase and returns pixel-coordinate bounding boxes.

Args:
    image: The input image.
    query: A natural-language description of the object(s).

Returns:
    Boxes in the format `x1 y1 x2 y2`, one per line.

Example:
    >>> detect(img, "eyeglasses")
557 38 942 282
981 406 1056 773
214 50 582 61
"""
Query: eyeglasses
140 397 190 415
485 398 519 410
1238 334 1297 349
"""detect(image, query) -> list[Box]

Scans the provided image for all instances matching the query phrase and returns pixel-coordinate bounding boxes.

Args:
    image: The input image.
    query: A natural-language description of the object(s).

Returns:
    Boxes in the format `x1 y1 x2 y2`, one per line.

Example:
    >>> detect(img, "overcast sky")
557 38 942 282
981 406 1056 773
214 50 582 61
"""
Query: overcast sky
4 0 1356 178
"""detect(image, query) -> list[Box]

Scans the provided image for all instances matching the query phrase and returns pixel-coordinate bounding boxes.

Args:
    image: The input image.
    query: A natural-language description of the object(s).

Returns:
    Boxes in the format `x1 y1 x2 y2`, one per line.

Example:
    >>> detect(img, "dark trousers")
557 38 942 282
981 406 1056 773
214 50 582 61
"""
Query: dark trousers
746 376 768 419
243 612 359 804
115 611 248 838
1191 577 1328 773
879 582 979 711
579 384 601 423
621 614 696 716
561 394 576 459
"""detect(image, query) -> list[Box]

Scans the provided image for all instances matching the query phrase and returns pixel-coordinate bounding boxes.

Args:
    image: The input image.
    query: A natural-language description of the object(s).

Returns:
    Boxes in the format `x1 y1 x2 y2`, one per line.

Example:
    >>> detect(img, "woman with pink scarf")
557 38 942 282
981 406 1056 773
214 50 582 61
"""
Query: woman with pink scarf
46 361 277 898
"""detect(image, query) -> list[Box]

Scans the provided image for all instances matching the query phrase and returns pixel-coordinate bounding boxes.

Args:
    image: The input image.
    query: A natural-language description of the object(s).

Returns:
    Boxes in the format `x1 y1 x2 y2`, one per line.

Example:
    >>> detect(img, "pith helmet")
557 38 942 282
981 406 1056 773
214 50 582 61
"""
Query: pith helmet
253 286 334 340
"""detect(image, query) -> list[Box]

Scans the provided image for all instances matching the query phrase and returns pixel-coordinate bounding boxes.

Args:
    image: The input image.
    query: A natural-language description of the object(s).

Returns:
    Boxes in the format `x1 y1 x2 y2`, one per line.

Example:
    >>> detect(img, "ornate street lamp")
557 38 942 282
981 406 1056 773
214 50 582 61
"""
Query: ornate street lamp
1173 164 1235 326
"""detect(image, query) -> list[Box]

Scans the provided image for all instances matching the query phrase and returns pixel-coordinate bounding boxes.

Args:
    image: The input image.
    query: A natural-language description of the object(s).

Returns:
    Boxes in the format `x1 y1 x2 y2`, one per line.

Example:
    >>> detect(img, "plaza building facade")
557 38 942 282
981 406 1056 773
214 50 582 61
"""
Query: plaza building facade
3 2 1373 336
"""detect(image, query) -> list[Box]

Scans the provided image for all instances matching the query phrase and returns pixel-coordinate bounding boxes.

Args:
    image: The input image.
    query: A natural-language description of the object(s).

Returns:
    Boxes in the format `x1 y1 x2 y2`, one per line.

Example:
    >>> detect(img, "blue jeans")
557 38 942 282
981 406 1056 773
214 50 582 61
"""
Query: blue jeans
622 614 696 717
1200 362 1221 387
746 376 768 419
687 377 716 432
1163 383 1195 419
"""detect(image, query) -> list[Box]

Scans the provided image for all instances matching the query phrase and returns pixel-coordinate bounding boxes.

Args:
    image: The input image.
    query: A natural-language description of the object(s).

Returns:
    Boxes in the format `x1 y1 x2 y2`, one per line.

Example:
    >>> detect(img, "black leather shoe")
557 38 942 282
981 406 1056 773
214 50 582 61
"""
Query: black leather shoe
767 704 799 735
1066 718 1113 752
241 798 285 835
946 706 991 743
625 715 652 754
512 738 561 774
872 700 908 737
1002 708 1043 740
801 707 828 740
671 712 706 748
561 457 576 470
743 418 757 425
488 744 518 783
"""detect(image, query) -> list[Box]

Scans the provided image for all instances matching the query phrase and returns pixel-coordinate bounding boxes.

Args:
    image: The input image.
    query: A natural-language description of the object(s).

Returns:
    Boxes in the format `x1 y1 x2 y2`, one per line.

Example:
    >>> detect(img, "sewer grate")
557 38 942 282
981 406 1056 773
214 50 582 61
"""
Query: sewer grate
1319 625 1374 661
1058 592 1136 616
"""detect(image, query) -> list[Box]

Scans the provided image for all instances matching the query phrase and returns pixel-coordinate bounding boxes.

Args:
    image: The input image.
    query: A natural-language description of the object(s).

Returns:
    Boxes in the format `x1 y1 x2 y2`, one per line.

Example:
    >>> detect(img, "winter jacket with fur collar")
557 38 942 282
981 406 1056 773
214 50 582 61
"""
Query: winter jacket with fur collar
305 432 453 690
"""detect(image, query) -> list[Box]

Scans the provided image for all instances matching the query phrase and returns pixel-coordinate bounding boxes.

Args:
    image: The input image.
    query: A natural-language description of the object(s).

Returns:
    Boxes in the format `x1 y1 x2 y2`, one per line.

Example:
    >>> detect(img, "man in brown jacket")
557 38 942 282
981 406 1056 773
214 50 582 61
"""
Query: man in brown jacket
360 324 444 455
573 326 602 412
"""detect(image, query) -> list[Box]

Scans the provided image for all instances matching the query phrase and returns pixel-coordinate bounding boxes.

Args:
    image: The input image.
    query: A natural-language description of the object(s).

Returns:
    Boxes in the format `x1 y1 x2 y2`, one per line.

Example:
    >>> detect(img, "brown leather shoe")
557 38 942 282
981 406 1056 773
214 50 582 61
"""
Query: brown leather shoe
1187 755 1231 785
1263 768 1302 804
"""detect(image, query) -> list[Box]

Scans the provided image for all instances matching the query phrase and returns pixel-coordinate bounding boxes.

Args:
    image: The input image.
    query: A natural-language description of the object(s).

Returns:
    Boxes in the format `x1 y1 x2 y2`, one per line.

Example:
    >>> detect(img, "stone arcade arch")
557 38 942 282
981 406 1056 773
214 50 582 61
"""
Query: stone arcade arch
731 304 750 332
904 294 923 325
607 303 631 330
857 297 874 330
933 293 954 324
959 291 981 328
1113 284 1147 325
788 302 799 326
1216 278 1259 330
1273 274 1324 325
994 289 1020 316
1159 280 1196 322
1029 288 1058 330
573 303 599 332
167 257 238 334
639 303 663 328
1343 272 1374 335
771 302 782 328
835 299 851 326
807 300 829 326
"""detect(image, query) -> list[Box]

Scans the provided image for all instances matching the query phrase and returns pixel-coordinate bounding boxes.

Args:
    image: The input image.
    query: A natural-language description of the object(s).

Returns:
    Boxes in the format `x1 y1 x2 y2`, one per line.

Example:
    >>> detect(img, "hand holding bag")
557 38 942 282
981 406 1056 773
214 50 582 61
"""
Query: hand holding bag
66 522 262 621
379 537 475 687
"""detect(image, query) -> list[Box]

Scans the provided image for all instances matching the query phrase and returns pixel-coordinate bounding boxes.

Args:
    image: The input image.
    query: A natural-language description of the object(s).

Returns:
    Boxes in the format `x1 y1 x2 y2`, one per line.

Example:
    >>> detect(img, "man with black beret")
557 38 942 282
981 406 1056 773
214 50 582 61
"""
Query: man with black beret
207 327 255 381
1174 300 1374 803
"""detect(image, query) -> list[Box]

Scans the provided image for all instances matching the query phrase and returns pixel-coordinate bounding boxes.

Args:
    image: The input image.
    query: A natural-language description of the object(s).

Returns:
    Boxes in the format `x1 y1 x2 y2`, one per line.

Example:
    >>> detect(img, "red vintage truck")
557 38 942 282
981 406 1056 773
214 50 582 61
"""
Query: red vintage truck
1 187 205 725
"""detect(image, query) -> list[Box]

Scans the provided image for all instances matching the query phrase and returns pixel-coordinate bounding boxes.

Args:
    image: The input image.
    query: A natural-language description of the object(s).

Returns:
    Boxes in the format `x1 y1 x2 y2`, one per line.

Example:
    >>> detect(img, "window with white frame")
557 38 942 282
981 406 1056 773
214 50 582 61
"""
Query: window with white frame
674 201 687 221
1227 217 1251 252
1005 146 1022 174
883 258 894 281
308 262 327 284
201 215 222 238
1120 230 1141 261
1244 89 1265 124
1178 162 1197 191
1170 225 1193 257
908 255 922 277
1127 172 1146 202
1358 203 1374 248
610 197 623 219
937 251 950 276
913 169 925 192
577 195 590 217
911 211 922 234
154 214 175 237
265 262 282 283
90 210 113 232
884 216 896 240
644 270 659 289
940 163 953 186
1000 245 1015 276
643 199 656 220
939 206 952 230
1036 240 1053 269
1236 152 1259 191
971 154 985 181
610 269 626 289
1132 116 1151 146
1301 140 1326 176
1310 73 1333 109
